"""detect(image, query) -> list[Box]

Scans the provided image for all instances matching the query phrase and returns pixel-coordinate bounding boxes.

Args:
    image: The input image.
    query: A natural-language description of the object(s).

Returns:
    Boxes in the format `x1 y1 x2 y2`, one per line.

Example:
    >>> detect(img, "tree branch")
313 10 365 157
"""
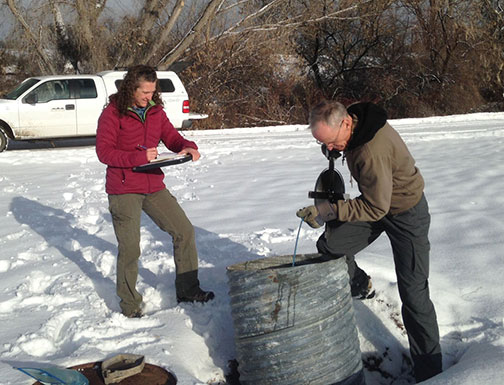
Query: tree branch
6 0 56 74
144 0 185 65
156 0 226 69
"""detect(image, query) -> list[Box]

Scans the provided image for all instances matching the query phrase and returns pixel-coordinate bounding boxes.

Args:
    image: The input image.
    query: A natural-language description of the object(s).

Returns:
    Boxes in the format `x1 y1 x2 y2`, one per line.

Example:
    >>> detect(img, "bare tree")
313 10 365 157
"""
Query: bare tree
73 0 108 71
292 0 394 100
401 0 471 83
472 0 504 98
49 0 81 72
143 0 185 65
4 0 362 73
4 0 499 123
6 0 56 73
122 0 168 67
396 0 488 114
157 0 226 69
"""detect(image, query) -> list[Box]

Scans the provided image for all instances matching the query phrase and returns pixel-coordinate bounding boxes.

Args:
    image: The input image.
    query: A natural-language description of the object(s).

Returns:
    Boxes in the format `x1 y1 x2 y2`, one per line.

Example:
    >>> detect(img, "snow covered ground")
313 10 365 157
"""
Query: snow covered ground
1 112 503 384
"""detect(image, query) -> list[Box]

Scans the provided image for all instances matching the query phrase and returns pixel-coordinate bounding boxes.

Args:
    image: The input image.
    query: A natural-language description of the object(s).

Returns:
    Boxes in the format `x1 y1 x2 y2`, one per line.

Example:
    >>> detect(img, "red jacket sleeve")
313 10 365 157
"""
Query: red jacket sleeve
159 113 198 153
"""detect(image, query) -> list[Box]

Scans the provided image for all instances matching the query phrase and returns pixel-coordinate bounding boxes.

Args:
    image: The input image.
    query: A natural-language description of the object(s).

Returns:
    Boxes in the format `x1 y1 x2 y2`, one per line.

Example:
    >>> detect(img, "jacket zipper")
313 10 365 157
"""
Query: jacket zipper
128 101 157 192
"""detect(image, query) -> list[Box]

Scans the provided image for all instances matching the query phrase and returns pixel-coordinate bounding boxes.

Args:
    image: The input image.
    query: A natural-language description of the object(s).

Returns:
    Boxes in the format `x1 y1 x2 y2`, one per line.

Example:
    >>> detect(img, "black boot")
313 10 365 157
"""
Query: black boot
412 353 443 383
177 287 215 303
350 273 375 300
176 270 215 304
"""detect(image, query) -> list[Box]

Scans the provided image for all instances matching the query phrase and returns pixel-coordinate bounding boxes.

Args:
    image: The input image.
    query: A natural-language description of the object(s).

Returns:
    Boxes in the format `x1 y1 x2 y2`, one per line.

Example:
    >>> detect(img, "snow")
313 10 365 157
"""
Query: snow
1 112 504 384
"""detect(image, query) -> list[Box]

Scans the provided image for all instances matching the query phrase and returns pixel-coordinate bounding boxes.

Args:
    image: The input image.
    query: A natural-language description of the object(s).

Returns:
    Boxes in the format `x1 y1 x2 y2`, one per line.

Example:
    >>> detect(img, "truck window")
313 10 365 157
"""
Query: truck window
74 79 98 98
114 79 175 93
23 80 70 103
159 79 175 92
4 78 40 100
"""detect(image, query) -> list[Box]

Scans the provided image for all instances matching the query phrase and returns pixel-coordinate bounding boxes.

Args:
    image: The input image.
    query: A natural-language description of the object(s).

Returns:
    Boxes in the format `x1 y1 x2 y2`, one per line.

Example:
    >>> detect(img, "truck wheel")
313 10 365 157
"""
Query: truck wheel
0 127 8 153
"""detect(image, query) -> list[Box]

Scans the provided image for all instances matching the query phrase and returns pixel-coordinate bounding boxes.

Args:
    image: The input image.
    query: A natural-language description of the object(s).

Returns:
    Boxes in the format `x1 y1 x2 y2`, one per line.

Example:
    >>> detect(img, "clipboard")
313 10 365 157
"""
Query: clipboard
133 153 192 172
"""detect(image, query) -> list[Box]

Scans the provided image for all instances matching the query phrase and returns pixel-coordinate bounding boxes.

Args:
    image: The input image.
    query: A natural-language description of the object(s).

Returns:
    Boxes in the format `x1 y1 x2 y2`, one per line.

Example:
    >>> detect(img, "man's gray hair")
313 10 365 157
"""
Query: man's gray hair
309 100 348 131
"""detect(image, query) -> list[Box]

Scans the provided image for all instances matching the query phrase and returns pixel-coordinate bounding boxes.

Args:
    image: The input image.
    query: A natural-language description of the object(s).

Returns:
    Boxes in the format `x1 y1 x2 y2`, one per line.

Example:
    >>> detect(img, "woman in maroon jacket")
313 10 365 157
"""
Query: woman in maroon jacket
96 65 214 318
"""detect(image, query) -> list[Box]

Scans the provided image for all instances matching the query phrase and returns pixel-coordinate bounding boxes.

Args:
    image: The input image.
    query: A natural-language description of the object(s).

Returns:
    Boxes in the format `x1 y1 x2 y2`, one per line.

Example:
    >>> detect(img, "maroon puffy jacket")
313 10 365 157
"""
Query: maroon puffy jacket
96 101 197 195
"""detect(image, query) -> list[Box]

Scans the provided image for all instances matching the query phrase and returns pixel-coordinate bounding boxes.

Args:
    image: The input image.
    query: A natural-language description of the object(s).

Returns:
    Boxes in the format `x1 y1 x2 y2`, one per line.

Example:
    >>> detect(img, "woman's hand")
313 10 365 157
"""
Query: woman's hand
146 147 158 161
179 147 201 161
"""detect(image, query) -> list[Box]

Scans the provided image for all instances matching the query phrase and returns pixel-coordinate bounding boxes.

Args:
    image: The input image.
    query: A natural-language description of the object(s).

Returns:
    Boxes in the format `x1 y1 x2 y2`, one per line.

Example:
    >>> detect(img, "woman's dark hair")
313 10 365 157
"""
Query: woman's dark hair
110 65 163 115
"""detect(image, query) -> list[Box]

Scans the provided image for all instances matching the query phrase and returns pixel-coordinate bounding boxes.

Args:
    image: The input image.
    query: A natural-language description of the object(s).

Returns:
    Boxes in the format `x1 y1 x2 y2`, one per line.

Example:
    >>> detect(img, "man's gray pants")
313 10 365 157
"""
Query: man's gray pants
317 194 442 382
108 189 199 316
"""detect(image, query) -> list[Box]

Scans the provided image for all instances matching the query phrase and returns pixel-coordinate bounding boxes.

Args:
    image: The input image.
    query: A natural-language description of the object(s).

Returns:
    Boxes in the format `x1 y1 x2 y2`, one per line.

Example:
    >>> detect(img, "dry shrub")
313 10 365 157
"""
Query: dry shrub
181 34 315 129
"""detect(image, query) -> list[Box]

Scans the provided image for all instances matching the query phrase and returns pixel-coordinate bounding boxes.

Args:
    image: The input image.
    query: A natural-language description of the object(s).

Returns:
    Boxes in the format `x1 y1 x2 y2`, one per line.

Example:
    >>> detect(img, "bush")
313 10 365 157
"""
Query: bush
182 35 314 128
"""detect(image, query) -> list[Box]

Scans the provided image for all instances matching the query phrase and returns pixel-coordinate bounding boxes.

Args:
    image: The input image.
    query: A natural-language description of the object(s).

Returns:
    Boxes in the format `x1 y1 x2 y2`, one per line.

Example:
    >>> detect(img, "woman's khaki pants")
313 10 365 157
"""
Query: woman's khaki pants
108 189 198 315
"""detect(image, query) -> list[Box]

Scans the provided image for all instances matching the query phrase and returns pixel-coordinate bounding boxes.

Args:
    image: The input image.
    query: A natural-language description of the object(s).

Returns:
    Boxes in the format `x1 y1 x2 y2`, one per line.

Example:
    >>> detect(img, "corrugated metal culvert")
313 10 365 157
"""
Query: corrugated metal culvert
227 253 365 385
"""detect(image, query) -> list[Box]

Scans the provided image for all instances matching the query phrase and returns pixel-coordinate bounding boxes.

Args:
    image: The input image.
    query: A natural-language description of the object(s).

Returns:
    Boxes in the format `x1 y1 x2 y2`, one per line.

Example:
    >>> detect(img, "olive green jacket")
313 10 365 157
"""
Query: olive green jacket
336 121 424 222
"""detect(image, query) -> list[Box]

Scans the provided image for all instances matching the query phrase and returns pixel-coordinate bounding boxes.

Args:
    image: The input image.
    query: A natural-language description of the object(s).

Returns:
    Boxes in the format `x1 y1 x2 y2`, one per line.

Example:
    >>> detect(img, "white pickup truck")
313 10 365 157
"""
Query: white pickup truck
0 70 207 152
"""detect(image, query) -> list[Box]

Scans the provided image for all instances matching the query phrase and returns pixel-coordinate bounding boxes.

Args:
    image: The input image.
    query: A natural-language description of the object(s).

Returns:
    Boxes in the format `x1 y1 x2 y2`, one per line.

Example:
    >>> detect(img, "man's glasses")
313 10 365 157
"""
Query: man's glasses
314 119 345 145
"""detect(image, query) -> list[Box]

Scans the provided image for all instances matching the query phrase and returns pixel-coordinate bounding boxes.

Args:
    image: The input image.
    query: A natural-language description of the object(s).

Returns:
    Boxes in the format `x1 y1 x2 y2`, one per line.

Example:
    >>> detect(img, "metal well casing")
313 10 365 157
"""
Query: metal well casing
227 254 365 385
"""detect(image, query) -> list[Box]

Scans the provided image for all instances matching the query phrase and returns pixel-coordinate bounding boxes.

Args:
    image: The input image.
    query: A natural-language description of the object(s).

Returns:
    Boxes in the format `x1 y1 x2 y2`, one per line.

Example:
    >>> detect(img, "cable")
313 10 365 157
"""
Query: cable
292 217 304 266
